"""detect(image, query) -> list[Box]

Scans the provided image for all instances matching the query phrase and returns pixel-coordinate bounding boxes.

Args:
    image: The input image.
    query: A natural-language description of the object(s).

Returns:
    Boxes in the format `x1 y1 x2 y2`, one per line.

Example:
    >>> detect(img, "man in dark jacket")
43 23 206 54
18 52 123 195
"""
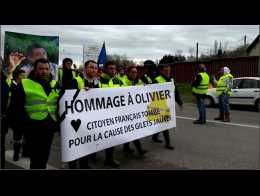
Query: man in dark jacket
122 65 148 157
151 64 183 150
65 60 98 169
140 60 158 84
10 58 59 169
191 64 209 124
1 57 10 169
8 69 27 161
98 61 123 168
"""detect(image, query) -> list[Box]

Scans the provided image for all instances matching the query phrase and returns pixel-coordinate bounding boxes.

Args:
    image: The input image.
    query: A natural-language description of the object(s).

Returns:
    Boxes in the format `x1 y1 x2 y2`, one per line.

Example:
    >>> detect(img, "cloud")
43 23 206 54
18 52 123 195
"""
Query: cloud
1 25 259 64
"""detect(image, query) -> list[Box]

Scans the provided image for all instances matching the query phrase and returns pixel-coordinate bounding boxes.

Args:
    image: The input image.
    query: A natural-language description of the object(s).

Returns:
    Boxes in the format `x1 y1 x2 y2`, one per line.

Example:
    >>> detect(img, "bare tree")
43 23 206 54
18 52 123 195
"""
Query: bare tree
209 48 213 56
107 54 135 67
176 49 183 56
223 41 228 51
214 40 218 54
188 47 195 56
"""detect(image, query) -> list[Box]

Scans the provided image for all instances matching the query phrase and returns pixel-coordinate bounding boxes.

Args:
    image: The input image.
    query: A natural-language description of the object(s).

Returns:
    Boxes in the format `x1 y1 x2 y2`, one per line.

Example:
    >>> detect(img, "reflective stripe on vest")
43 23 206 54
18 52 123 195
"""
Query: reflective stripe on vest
216 74 233 97
22 79 59 121
192 72 209 94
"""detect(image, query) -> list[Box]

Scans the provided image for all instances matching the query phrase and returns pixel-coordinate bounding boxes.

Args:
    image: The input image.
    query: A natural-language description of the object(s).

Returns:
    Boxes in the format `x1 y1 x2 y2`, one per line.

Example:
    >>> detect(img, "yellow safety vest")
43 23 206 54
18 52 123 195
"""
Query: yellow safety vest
216 73 233 97
58 68 84 90
74 75 84 90
99 81 109 88
117 74 125 82
155 75 175 93
192 72 210 95
122 75 143 87
6 78 12 87
22 79 59 121
99 73 123 88
6 78 12 108
99 73 110 88
155 75 174 84
146 76 152 84
58 68 76 81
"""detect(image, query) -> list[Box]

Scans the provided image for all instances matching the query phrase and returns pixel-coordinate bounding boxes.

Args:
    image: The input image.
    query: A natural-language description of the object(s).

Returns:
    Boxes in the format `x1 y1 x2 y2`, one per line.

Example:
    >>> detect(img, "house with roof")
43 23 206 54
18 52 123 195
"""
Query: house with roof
246 35 259 57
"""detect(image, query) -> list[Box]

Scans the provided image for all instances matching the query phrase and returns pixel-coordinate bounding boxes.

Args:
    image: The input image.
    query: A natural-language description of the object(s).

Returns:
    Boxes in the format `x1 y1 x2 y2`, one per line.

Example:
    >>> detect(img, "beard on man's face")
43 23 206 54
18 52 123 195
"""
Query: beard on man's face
36 72 50 81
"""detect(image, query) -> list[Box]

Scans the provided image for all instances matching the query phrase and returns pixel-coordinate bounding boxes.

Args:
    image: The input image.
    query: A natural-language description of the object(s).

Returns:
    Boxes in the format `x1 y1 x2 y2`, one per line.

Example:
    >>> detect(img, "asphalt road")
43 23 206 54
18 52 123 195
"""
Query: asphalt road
3 103 260 170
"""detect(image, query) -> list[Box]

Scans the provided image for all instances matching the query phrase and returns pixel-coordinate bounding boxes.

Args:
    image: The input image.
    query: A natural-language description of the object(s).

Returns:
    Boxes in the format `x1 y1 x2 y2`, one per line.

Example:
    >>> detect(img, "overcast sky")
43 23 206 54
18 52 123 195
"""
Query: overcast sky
1 25 259 65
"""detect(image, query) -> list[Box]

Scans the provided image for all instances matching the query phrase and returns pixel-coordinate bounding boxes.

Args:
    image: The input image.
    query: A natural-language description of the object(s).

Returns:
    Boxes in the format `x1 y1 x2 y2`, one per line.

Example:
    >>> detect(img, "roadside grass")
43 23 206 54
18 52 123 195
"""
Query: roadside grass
175 83 195 104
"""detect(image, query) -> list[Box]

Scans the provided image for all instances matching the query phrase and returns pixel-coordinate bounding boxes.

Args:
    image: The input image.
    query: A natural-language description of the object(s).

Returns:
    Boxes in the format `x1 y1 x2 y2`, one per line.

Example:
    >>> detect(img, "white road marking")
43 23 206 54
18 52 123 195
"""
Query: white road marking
5 150 58 169
176 116 259 129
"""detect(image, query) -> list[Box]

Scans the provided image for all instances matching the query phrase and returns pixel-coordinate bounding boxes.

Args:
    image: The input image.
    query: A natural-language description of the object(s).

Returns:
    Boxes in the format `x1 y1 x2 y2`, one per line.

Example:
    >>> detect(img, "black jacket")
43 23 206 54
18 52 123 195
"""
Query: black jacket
191 74 202 88
9 75 59 132
71 78 99 89
60 69 74 89
1 71 10 134
1 71 10 117
191 72 207 97
153 74 183 106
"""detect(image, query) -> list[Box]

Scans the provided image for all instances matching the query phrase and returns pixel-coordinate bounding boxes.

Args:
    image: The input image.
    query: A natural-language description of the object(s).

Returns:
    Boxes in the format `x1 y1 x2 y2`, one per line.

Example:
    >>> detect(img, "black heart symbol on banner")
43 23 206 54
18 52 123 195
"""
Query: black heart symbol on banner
71 119 81 132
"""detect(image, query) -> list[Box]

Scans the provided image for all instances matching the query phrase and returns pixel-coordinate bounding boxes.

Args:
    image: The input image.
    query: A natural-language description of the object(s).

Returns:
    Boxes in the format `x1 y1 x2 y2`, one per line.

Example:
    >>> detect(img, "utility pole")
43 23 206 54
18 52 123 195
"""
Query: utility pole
196 42 199 61
244 35 247 47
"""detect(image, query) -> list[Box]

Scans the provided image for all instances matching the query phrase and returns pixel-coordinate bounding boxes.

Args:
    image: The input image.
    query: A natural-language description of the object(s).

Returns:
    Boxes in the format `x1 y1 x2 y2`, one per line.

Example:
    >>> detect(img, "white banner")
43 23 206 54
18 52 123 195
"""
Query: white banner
59 82 176 162
83 43 101 64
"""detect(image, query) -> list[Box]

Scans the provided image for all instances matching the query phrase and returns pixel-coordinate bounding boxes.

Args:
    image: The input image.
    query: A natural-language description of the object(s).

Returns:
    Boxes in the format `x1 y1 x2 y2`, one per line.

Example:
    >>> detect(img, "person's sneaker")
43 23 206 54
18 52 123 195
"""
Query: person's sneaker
104 159 120 168
193 120 203 124
165 145 175 150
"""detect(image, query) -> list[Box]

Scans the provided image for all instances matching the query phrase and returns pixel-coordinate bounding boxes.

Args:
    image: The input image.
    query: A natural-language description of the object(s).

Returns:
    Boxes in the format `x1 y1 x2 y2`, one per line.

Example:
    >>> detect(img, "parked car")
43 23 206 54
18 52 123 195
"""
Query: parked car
205 77 260 110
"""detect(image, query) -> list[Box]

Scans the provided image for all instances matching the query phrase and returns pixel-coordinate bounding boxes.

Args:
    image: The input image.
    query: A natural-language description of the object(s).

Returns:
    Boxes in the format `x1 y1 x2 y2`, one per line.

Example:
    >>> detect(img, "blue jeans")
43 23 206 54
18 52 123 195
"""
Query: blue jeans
196 95 206 122
218 93 230 113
